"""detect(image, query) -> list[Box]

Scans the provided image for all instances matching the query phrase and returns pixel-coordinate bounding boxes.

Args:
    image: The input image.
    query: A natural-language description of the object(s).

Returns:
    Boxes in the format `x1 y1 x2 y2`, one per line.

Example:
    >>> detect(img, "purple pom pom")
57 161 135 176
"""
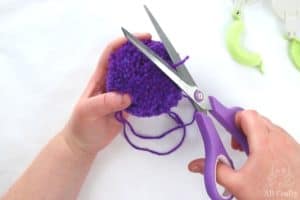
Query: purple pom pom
106 40 182 117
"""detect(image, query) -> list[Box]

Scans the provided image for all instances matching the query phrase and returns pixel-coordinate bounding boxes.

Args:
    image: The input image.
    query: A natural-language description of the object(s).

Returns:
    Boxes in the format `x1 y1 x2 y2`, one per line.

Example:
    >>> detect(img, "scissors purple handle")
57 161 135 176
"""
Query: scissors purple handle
209 96 248 155
122 5 250 200
196 96 248 200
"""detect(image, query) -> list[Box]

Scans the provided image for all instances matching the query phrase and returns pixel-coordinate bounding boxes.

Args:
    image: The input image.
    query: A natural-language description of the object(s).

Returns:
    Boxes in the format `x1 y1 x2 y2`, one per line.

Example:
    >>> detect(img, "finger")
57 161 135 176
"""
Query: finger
188 158 205 173
84 92 131 116
235 110 269 153
106 117 123 139
107 111 130 123
261 116 275 131
122 111 129 119
261 115 287 134
188 158 240 191
81 33 152 99
231 137 243 151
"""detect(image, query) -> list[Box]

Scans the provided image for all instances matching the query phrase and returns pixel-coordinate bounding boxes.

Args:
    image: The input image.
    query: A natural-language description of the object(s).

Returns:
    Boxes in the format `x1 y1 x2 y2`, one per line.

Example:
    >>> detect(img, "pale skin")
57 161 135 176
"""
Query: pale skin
2 35 300 200
189 111 300 200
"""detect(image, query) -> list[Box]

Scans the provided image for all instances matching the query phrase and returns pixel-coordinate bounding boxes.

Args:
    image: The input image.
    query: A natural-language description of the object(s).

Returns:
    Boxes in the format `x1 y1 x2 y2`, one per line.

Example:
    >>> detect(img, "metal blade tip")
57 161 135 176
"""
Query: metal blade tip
121 27 126 33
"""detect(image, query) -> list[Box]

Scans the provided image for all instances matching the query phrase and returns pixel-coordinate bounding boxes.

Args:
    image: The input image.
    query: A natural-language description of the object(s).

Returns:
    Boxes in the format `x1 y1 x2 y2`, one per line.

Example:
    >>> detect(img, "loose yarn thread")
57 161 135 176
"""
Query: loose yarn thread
171 56 190 69
115 96 197 156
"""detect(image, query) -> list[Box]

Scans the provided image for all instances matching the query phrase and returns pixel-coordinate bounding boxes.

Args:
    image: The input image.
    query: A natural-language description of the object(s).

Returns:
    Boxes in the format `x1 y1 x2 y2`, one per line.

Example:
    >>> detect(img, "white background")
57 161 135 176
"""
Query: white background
0 0 299 199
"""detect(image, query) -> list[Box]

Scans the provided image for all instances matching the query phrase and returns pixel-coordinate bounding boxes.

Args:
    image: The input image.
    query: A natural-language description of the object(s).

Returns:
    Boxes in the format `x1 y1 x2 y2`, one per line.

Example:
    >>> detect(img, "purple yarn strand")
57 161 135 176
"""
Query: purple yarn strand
115 103 197 155
115 111 193 156
115 110 196 140
122 124 186 156
171 56 190 69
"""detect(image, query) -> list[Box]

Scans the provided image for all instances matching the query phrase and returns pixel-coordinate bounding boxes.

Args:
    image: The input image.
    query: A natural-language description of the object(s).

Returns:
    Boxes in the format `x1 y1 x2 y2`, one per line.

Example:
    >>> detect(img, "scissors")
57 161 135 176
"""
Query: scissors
122 5 249 200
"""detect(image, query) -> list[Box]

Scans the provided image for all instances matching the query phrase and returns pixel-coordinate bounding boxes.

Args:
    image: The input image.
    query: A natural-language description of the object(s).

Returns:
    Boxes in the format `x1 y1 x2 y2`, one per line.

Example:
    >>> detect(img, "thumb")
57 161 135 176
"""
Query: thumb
188 158 240 191
85 92 131 116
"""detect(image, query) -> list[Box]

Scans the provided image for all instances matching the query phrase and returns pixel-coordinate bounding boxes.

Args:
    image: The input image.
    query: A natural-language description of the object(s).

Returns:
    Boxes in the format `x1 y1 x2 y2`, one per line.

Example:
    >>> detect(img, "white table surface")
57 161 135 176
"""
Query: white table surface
0 0 299 199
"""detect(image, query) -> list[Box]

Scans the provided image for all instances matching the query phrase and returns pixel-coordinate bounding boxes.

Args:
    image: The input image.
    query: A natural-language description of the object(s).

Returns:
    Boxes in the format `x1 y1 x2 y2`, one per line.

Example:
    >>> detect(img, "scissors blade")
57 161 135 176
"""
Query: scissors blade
122 27 208 111
144 5 197 86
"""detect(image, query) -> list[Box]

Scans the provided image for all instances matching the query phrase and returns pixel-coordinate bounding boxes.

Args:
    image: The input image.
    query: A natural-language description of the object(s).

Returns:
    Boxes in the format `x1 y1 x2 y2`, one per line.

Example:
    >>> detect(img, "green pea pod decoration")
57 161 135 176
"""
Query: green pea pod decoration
272 0 300 72
289 37 300 70
226 10 263 73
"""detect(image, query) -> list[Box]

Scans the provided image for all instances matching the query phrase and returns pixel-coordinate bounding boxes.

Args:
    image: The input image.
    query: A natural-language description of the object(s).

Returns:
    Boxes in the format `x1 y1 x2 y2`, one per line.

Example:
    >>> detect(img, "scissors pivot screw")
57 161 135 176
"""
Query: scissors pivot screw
194 90 204 102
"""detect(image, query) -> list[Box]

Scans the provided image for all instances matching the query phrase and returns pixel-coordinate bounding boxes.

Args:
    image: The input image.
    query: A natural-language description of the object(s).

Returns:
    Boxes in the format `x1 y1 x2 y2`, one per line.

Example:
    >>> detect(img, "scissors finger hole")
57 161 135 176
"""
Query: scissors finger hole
216 155 233 199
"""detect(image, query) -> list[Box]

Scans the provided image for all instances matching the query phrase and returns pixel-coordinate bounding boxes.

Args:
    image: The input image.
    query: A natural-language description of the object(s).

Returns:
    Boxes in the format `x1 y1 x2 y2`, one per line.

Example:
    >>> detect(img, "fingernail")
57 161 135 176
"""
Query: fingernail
189 164 202 173
113 93 124 104
122 94 131 105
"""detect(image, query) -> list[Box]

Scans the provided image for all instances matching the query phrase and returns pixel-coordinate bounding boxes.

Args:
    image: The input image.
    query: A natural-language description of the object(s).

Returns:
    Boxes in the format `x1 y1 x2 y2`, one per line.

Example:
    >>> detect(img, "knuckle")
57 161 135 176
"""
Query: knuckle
102 93 109 106
245 110 258 117
239 110 259 121
102 94 113 110
274 125 286 134
102 93 118 110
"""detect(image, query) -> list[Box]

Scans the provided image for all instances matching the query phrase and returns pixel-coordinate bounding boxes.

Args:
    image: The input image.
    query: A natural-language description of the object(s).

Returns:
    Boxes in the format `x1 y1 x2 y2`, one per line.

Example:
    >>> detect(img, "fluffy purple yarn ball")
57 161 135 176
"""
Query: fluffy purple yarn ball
106 40 182 117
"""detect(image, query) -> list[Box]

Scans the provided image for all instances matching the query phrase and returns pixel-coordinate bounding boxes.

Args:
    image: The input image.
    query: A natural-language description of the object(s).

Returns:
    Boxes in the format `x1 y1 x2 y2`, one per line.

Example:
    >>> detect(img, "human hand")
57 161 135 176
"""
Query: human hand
188 110 300 200
62 33 151 155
